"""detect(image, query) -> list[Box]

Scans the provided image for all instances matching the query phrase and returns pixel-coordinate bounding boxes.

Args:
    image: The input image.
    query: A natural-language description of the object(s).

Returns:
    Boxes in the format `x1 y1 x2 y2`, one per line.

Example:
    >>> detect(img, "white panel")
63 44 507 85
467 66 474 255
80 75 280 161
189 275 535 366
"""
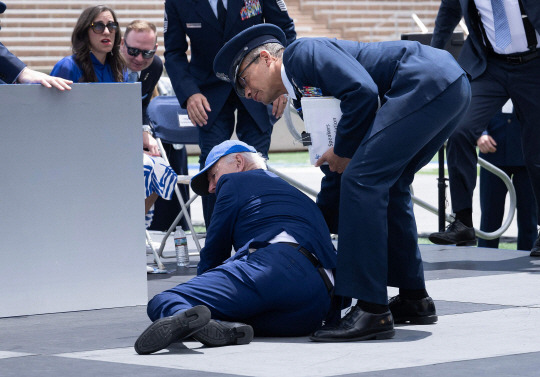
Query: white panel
0 83 147 317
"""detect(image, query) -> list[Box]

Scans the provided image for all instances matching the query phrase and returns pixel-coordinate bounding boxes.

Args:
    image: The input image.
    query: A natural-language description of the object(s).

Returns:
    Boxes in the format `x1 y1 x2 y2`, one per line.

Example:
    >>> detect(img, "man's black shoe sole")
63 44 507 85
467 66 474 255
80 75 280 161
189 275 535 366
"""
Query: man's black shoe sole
309 329 395 342
393 314 438 325
428 235 477 247
135 306 211 355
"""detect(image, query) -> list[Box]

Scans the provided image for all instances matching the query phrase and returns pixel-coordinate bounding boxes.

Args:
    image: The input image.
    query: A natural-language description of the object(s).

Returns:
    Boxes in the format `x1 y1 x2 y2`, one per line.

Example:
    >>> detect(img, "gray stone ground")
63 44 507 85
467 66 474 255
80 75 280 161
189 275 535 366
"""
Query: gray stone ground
2 164 538 377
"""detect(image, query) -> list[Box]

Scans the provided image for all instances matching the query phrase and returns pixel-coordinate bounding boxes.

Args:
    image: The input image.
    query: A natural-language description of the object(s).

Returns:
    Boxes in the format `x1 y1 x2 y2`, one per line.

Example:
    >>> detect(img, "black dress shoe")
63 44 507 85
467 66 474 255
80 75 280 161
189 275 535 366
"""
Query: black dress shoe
309 305 394 342
428 219 476 246
193 320 254 347
134 305 211 355
389 295 438 324
530 233 540 257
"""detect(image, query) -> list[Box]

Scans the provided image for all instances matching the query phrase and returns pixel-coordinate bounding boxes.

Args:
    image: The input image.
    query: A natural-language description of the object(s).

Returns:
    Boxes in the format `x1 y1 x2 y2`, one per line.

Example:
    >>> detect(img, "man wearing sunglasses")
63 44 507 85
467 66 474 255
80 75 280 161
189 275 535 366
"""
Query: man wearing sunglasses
121 20 161 136
0 1 72 90
163 0 296 229
121 20 190 232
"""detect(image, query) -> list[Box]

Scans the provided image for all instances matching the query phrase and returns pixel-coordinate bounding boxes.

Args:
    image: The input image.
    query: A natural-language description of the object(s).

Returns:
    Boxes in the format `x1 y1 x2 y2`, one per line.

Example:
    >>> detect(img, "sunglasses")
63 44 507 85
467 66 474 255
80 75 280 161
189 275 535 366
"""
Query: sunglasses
235 55 260 97
124 40 156 59
90 21 119 34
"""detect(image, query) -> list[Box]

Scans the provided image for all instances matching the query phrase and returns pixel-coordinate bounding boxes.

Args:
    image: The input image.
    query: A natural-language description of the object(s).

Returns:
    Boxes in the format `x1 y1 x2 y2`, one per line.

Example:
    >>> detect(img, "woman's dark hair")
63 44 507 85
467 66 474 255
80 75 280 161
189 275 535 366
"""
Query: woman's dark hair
71 5 125 82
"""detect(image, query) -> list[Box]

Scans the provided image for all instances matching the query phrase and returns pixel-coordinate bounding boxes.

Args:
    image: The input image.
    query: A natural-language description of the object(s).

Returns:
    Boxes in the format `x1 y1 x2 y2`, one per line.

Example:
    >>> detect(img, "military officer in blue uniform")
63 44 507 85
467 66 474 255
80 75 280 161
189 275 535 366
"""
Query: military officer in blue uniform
213 24 471 342
478 104 537 251
134 140 336 354
0 1 72 89
163 0 296 227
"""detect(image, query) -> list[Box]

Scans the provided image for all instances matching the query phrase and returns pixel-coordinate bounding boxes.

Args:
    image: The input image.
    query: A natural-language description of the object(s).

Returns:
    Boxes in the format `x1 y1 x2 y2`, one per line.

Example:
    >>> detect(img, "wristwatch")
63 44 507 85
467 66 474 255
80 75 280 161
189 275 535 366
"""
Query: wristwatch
142 125 153 134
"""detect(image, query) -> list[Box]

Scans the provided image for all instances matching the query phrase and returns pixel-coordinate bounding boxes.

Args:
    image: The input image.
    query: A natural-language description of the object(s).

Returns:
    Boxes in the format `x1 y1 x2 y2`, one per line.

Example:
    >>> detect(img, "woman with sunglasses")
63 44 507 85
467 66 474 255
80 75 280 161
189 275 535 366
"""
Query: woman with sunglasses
51 5 127 82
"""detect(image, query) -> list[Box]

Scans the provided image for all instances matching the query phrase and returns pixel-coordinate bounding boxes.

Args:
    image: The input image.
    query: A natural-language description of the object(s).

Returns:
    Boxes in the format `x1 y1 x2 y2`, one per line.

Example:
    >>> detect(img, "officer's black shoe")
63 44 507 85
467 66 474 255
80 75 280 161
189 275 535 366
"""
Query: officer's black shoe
428 219 477 246
309 305 394 342
193 319 254 347
530 233 540 257
134 305 211 355
389 295 438 324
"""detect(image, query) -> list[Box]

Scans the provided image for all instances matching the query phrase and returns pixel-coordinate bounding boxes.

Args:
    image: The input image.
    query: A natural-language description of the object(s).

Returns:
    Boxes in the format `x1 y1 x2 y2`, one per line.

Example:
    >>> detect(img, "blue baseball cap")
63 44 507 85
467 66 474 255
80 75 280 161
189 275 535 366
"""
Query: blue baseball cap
213 24 286 96
0 2 6 14
191 140 257 196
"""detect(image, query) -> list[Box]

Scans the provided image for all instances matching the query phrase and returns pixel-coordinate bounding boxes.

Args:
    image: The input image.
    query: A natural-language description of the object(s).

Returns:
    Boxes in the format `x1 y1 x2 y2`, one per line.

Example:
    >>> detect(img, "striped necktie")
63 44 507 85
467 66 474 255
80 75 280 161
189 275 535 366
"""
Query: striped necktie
491 0 512 49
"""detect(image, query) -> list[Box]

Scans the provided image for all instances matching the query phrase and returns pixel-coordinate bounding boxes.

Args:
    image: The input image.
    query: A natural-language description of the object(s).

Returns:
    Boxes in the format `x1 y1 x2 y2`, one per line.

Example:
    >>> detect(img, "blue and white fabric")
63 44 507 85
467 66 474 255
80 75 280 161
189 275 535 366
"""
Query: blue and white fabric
143 154 178 228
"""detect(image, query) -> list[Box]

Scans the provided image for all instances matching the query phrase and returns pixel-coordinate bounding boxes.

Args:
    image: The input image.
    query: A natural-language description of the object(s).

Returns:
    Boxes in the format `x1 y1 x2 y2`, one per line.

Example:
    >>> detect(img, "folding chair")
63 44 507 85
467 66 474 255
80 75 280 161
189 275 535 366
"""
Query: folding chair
146 96 203 261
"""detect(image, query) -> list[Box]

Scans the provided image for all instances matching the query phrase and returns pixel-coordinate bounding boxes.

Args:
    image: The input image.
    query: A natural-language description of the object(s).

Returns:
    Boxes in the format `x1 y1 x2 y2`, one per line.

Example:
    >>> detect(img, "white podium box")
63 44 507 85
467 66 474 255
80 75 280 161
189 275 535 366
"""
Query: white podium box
0 84 147 317
300 97 342 165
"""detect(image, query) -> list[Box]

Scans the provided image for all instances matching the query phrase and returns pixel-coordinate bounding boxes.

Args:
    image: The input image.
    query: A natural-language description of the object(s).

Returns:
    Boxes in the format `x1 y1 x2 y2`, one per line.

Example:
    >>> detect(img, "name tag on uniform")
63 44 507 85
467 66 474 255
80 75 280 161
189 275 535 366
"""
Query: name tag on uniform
186 23 202 28
240 0 262 20
178 114 195 127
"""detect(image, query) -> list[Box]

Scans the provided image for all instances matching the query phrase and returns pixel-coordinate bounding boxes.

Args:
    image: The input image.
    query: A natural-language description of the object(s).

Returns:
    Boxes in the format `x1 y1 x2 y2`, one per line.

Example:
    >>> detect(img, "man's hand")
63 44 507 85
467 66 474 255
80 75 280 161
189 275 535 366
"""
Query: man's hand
477 134 497 154
187 93 211 127
315 147 351 173
271 94 288 119
143 132 160 156
17 67 72 90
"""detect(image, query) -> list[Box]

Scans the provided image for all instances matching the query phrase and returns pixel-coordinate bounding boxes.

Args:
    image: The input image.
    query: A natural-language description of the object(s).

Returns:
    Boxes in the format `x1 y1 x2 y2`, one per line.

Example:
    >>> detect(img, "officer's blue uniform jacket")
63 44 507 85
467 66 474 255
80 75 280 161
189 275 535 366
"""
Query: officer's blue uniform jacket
284 39 465 158
198 168 336 274
281 38 471 304
0 42 26 84
163 0 296 131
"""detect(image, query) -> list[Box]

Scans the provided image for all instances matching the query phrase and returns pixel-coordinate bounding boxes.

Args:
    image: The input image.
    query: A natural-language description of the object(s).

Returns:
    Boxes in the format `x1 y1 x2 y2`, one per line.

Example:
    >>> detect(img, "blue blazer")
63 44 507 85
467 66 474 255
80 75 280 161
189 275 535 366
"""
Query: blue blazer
198 169 336 274
283 39 466 158
0 42 26 84
163 0 296 131
431 0 540 80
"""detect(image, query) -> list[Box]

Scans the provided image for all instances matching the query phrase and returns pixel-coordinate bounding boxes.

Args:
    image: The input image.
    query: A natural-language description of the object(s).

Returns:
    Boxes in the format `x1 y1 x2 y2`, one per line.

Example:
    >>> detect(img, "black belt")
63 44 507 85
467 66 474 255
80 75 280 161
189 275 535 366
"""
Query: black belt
280 242 334 293
488 49 539 65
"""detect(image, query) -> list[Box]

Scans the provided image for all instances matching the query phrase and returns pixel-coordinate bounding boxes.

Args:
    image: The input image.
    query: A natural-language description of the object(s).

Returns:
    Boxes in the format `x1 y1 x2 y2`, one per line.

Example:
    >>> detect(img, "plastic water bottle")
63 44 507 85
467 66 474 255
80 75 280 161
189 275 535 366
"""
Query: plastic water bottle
174 227 189 268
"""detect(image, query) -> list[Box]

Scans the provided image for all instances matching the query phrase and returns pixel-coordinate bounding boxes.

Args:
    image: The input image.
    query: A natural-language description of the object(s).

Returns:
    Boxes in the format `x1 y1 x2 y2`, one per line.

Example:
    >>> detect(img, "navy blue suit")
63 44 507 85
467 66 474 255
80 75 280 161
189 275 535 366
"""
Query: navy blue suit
147 169 336 336
163 0 296 225
139 55 163 126
0 42 26 84
138 55 191 232
283 39 470 304
432 0 540 225
479 110 537 250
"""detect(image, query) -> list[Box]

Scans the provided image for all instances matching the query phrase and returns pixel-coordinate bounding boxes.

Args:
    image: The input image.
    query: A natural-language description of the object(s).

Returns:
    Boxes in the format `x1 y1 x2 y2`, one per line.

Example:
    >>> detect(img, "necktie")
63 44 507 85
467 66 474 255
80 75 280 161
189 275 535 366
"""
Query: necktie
491 0 512 49
217 0 227 30
128 71 139 83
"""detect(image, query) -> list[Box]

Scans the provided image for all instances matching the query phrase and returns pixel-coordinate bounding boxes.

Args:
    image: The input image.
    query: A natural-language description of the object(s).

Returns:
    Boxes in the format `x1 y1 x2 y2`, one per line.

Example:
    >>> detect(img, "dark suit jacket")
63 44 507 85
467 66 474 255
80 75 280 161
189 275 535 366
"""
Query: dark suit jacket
163 0 296 131
139 55 163 125
431 0 540 79
198 169 336 275
0 42 26 84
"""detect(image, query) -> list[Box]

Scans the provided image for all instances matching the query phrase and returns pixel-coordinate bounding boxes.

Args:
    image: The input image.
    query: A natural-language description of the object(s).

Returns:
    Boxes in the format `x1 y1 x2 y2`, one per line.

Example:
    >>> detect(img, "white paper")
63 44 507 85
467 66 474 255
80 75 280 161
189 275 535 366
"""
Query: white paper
178 113 195 127
300 97 342 165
